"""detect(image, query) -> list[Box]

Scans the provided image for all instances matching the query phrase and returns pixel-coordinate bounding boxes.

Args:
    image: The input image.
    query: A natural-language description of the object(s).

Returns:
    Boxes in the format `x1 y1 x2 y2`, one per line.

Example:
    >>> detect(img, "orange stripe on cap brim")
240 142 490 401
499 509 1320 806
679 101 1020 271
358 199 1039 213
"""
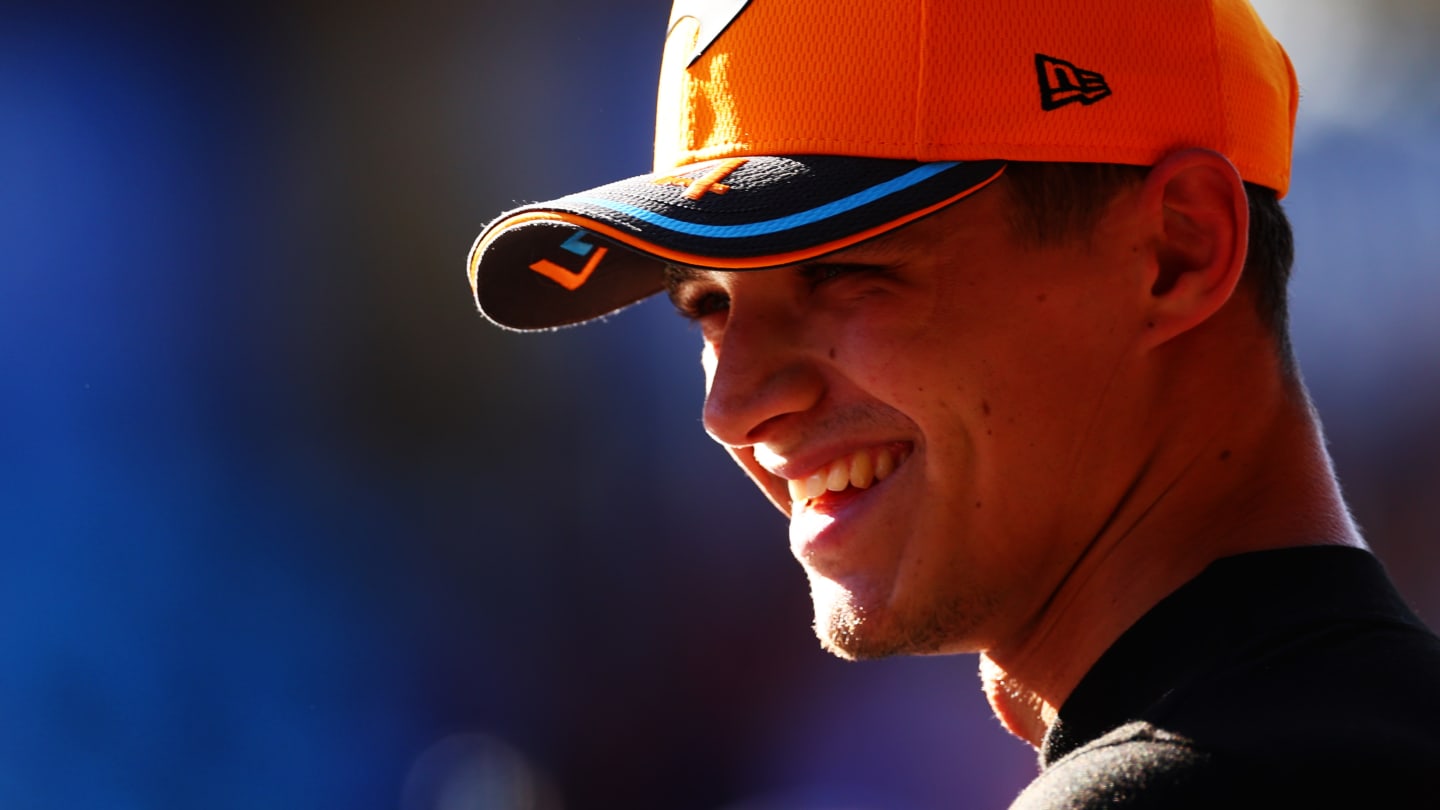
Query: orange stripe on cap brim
468 163 1006 298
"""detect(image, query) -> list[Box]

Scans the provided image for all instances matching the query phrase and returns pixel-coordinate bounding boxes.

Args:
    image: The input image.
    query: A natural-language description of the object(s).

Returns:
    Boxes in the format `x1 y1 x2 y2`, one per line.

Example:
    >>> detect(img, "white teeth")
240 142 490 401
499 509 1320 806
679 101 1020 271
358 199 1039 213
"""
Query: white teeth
799 471 827 501
786 445 906 508
849 451 874 489
874 448 895 480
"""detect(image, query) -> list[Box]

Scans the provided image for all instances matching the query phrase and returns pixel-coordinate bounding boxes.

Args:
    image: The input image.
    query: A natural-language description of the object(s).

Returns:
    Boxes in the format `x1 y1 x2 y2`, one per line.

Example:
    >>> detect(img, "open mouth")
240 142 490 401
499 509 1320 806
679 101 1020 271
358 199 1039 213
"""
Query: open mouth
786 444 912 511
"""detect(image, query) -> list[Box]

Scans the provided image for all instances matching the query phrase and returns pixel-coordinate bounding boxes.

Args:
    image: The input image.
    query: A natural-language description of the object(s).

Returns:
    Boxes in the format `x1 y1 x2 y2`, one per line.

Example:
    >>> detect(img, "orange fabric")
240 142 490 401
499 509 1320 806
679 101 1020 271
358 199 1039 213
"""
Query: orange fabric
654 0 1296 196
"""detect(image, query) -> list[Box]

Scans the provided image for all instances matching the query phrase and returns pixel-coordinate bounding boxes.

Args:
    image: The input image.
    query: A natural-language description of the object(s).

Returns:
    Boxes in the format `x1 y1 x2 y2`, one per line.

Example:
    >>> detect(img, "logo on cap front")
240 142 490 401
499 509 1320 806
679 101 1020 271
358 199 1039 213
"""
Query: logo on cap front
1035 54 1112 111
652 157 749 200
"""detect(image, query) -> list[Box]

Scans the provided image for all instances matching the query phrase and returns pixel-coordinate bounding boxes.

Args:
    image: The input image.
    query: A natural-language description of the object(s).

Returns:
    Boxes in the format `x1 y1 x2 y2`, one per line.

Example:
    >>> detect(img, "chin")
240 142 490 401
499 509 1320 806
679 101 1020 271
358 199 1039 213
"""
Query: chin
808 572 993 661
806 579 952 661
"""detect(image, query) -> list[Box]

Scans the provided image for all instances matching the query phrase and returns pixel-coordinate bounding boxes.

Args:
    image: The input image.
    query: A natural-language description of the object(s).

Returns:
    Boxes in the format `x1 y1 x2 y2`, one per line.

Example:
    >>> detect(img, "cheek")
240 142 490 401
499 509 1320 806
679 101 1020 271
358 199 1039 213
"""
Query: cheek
833 309 949 388
853 307 978 401
836 316 985 453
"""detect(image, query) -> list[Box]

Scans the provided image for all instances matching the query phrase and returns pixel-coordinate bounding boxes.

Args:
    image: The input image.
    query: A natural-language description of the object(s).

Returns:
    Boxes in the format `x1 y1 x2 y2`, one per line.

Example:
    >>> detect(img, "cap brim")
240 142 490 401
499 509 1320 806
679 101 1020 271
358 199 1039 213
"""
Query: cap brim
468 155 1006 330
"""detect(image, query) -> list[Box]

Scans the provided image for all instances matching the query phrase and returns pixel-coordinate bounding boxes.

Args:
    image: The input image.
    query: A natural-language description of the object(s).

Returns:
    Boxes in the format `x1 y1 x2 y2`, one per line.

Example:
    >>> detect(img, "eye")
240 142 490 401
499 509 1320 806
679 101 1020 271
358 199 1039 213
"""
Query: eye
666 281 730 322
683 290 730 320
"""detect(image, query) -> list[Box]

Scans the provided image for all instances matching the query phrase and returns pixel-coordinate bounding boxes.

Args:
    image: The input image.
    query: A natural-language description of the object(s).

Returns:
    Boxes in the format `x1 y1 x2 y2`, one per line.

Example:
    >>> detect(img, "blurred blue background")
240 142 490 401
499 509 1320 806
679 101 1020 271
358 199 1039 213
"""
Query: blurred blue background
1 1 1435 808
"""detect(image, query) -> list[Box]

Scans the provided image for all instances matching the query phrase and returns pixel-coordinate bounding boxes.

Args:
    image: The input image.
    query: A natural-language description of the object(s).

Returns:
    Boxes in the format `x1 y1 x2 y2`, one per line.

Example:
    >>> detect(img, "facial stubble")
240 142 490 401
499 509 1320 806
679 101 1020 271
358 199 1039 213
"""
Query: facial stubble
808 570 999 661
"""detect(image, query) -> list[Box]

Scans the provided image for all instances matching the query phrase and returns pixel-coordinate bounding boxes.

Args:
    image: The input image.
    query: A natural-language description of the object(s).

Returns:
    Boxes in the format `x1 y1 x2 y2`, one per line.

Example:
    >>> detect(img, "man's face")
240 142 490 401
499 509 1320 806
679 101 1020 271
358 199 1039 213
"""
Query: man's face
667 179 1154 660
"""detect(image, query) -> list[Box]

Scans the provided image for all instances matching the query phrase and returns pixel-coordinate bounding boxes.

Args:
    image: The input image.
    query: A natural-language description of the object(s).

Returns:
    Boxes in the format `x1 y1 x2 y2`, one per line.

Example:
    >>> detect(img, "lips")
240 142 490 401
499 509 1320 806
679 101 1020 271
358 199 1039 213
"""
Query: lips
784 444 911 509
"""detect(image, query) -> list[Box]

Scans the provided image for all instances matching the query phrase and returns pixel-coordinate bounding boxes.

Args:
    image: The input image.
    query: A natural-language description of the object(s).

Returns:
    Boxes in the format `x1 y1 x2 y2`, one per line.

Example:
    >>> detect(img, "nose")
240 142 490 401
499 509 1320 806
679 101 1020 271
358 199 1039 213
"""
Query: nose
701 297 825 448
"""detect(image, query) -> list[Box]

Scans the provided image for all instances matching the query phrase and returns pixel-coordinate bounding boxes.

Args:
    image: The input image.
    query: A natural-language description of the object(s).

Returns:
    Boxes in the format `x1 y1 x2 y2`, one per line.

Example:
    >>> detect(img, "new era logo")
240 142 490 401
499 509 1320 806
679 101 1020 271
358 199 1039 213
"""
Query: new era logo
1035 54 1111 111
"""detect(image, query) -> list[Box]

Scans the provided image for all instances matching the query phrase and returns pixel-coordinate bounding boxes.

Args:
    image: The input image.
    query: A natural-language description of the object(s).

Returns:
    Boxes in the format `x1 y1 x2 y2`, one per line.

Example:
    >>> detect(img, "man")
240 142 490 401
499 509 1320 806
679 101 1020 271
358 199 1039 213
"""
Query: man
467 0 1440 805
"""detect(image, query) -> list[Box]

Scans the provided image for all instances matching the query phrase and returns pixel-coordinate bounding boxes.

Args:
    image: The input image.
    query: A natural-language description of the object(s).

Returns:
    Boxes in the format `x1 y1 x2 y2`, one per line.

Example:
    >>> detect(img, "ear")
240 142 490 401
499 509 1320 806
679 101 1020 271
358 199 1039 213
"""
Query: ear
1137 149 1249 348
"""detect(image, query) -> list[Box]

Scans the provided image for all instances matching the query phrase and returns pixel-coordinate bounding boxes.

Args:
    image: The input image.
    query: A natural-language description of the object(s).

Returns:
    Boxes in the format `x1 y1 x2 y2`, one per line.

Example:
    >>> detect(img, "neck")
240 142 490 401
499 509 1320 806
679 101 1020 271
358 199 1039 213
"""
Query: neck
979 356 1362 748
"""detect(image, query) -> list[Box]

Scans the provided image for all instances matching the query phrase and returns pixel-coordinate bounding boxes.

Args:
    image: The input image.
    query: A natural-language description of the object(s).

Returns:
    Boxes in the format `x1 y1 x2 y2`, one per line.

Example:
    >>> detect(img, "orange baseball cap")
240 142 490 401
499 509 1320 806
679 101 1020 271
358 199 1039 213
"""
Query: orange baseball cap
470 0 1299 330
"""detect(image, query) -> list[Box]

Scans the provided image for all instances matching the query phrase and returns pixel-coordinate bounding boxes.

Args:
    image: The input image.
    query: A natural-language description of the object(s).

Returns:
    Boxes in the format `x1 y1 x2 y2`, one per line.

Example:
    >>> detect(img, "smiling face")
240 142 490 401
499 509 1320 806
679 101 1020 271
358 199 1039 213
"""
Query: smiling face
667 178 1158 660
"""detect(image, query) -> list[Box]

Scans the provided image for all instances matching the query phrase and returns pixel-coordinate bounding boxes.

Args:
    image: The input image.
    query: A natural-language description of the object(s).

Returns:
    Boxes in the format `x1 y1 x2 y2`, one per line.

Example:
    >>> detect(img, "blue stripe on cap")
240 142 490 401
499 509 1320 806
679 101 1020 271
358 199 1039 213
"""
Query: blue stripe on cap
570 161 960 239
